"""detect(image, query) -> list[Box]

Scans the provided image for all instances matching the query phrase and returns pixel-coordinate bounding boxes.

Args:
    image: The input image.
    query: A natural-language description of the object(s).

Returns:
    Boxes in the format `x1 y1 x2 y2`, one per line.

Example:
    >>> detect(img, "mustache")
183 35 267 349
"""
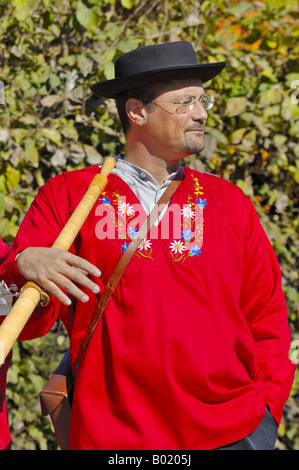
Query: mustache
185 125 205 132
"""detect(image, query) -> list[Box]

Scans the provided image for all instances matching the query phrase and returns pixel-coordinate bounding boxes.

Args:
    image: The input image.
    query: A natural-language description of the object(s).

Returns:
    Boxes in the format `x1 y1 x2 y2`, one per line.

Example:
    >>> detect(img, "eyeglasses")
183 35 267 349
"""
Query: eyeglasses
143 94 214 114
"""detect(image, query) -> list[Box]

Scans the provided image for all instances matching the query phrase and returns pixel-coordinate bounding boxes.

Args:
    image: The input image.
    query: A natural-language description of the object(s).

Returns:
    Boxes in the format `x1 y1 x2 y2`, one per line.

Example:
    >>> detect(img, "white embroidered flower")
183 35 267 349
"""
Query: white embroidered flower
181 205 195 219
138 238 152 251
118 201 135 216
169 240 186 254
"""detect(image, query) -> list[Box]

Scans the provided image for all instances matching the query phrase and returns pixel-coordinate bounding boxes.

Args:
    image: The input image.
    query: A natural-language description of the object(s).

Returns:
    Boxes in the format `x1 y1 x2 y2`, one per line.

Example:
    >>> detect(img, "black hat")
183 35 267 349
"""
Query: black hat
90 41 226 98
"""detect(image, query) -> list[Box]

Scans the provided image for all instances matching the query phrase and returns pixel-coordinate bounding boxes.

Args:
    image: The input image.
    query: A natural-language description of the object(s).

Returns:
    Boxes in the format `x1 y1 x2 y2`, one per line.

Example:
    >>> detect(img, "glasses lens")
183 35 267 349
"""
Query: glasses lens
176 98 195 114
201 94 214 110
176 95 214 113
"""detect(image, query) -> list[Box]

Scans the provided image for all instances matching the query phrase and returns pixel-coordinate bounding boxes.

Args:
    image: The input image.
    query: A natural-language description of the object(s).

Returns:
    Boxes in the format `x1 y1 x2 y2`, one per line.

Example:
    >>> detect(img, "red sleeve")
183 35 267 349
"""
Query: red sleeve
0 166 99 341
0 174 75 339
0 239 9 265
239 196 296 424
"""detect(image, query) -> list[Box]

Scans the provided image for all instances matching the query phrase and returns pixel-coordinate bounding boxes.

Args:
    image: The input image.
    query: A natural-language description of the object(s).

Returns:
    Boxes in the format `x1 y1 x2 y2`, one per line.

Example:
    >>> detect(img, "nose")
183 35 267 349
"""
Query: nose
191 101 208 122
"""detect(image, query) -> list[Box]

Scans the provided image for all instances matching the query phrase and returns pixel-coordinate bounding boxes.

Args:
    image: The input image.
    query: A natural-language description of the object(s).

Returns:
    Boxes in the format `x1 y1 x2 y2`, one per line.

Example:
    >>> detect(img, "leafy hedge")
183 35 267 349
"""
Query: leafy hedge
0 0 298 450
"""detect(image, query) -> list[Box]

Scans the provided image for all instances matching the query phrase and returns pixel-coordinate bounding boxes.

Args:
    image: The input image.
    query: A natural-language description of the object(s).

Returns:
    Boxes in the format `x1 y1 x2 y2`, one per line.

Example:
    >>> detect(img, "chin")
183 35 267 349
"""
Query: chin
185 135 205 155
186 143 205 155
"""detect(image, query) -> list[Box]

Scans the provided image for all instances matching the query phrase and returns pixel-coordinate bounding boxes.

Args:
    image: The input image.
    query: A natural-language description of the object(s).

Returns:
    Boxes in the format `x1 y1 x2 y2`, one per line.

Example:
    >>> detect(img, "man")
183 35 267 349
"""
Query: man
0 41 296 450
0 238 11 450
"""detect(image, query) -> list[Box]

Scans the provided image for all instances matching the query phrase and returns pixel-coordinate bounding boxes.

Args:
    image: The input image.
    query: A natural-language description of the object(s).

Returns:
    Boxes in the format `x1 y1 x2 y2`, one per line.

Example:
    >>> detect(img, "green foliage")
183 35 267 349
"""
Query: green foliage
6 323 69 450
0 0 298 450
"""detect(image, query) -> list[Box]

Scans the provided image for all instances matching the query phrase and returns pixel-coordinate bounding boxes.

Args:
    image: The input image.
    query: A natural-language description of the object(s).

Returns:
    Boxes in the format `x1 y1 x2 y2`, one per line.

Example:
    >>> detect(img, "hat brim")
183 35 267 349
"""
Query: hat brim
90 62 226 98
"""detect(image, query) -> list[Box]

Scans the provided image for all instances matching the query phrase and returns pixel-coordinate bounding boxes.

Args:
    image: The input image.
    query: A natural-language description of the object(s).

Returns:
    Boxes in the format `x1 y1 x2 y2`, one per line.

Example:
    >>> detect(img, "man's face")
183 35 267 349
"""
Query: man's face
142 78 208 161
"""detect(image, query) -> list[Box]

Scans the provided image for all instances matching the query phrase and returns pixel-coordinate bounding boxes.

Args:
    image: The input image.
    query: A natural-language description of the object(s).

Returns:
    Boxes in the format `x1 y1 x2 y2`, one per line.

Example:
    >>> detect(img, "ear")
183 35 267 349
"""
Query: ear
125 99 146 127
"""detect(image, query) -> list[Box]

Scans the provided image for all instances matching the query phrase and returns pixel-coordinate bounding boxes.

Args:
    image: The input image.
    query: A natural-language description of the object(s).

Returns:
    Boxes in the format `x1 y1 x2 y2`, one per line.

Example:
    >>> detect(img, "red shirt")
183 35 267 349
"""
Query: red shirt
0 166 295 449
0 239 11 450
0 239 9 265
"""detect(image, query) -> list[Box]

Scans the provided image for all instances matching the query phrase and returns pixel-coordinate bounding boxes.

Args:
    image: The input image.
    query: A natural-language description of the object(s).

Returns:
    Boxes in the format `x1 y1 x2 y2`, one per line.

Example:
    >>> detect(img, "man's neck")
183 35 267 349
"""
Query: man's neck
123 149 181 186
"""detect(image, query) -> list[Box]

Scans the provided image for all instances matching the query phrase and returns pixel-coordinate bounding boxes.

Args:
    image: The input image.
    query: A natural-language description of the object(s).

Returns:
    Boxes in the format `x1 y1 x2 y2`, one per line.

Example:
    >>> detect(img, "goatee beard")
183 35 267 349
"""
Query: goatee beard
185 132 205 154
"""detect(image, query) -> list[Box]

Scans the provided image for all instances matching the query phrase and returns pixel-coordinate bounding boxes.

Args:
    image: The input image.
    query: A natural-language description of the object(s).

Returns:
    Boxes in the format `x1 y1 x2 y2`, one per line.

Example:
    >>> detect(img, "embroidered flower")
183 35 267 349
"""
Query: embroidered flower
169 240 186 255
192 175 204 197
189 245 202 256
121 242 130 252
181 205 195 219
98 196 111 204
181 230 194 242
127 226 138 239
118 201 135 216
196 198 208 208
138 238 152 251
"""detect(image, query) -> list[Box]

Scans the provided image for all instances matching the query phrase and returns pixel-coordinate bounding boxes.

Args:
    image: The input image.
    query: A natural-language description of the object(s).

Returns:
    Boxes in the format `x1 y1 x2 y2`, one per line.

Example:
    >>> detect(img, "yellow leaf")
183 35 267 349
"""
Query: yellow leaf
5 166 21 189
266 40 278 49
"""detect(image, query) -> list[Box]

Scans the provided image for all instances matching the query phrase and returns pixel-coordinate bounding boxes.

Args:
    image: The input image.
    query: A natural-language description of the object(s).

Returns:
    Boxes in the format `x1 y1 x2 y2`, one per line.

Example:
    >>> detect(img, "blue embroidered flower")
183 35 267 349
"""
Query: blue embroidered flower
121 242 130 252
189 245 202 256
98 196 111 205
127 226 138 239
196 198 208 208
181 230 194 242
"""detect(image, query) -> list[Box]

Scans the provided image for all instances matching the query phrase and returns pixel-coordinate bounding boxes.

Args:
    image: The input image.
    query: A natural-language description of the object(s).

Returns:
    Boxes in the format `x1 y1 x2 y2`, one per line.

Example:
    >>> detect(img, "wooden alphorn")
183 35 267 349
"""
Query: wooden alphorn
0 156 116 362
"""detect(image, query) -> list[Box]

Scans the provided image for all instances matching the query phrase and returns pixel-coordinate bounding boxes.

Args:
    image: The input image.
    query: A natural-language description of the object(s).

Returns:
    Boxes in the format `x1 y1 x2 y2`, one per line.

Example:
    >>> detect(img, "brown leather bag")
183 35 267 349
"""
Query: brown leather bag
40 349 73 451
39 178 181 450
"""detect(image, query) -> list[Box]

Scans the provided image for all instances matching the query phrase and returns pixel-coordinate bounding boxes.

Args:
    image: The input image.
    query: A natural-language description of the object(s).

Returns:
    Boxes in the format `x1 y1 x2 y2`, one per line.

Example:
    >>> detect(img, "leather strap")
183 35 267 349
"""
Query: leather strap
74 176 182 375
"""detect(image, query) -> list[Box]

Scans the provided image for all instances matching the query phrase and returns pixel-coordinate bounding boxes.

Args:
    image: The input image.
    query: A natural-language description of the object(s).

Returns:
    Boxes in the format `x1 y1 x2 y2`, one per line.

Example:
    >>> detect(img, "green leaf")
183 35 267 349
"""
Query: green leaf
285 286 299 304
75 0 100 33
77 54 91 74
12 0 31 21
226 97 249 117
273 134 288 147
0 217 18 238
227 2 254 18
40 128 62 146
207 127 228 145
201 1 211 13
24 139 39 167
0 176 7 194
259 88 282 106
121 0 134 9
49 73 62 90
230 128 247 144
237 179 251 195
28 373 45 393
242 129 256 149
13 75 31 90
0 193 5 218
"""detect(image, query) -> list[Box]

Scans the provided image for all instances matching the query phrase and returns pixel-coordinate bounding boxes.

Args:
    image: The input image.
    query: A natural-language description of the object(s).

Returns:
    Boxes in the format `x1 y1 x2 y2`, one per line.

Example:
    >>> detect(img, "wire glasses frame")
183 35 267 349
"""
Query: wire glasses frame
142 94 215 114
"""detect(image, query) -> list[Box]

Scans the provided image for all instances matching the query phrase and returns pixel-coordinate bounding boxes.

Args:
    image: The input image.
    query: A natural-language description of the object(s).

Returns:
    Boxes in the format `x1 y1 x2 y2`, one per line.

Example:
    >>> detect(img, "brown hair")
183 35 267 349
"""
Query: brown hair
115 82 166 135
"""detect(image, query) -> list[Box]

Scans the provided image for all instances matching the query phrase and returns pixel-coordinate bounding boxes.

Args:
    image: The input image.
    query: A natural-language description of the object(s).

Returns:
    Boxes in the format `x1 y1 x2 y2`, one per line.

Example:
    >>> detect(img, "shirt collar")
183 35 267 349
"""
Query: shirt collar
115 154 184 185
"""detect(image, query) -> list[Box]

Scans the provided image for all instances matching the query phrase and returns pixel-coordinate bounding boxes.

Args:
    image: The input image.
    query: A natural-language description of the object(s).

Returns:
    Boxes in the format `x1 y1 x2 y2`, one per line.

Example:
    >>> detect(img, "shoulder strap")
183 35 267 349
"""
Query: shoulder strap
74 176 182 375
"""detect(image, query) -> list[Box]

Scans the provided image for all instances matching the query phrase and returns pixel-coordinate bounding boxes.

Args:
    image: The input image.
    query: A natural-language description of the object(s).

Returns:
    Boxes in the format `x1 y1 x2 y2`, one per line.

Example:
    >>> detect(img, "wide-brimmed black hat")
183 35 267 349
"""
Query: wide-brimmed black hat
90 41 226 98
